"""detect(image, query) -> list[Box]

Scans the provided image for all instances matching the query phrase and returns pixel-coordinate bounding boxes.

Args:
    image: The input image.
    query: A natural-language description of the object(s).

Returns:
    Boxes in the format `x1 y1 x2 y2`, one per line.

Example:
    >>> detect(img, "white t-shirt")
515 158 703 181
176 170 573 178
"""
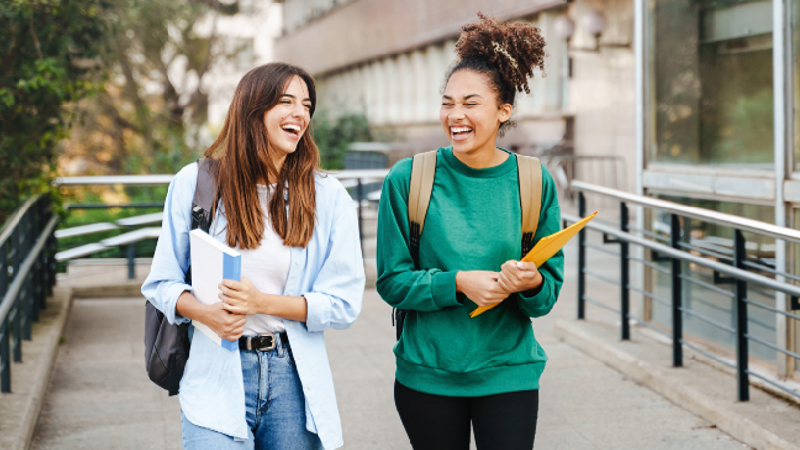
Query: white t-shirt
237 184 291 335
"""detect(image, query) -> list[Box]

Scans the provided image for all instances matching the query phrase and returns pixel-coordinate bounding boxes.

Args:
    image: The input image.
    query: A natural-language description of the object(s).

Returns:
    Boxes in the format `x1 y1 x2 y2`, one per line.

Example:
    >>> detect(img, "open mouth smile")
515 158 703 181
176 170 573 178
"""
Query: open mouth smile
281 123 303 139
450 126 473 141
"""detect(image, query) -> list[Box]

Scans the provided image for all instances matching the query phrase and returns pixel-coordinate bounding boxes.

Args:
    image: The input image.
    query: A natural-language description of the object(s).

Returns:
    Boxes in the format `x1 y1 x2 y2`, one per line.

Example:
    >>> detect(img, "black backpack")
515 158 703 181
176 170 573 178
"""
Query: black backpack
392 150 542 340
144 158 218 395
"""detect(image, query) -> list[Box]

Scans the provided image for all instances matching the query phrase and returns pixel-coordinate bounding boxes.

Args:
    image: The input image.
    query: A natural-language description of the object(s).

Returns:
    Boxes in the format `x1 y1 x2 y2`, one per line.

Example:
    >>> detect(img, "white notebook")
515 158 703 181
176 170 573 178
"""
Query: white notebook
189 229 240 351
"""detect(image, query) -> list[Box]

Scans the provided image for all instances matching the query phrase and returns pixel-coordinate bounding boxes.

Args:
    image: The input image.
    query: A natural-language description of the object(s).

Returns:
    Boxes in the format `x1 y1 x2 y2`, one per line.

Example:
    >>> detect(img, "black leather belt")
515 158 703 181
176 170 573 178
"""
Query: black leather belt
239 331 288 351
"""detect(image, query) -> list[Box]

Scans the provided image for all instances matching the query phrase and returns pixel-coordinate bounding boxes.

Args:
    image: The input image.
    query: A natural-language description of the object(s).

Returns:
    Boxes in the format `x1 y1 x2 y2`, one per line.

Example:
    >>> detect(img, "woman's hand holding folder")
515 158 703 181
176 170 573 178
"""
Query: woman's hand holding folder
497 260 543 294
470 211 599 318
455 271 508 307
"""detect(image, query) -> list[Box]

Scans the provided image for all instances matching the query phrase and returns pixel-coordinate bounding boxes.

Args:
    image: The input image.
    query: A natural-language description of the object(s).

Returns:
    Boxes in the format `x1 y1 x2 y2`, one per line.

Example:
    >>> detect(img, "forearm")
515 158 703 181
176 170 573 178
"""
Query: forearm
176 290 210 323
377 270 459 311
260 293 308 322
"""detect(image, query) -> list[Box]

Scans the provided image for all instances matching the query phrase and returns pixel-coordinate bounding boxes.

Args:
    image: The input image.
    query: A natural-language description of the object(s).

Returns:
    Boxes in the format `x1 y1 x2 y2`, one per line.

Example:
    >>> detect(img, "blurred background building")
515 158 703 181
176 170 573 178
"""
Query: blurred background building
275 0 635 194
273 0 800 379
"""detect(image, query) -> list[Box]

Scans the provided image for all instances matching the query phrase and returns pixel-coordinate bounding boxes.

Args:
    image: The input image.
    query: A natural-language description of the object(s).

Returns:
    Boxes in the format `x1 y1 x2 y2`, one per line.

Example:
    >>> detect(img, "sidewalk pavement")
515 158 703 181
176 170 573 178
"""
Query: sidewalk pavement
24 248 750 450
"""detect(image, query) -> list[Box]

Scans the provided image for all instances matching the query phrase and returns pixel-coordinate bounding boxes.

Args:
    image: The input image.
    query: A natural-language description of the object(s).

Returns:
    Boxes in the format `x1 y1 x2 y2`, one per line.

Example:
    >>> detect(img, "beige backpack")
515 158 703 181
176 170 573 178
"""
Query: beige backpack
393 150 543 339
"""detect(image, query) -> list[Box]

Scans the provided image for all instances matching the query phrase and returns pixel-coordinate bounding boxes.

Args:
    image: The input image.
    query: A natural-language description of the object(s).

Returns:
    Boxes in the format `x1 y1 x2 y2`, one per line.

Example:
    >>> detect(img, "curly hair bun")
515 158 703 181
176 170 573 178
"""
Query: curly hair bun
455 12 546 95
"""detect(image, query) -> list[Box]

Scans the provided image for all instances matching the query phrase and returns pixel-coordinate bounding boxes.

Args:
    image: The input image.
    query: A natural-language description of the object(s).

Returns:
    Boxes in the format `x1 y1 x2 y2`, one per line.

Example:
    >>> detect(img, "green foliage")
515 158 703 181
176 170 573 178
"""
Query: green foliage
0 0 104 222
312 112 372 170
62 0 238 178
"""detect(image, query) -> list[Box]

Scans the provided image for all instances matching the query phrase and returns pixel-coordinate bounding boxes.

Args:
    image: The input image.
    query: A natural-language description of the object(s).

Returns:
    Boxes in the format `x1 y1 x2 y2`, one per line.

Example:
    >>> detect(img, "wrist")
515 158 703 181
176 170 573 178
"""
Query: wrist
455 272 464 294
522 272 544 296
530 271 544 290
258 292 272 315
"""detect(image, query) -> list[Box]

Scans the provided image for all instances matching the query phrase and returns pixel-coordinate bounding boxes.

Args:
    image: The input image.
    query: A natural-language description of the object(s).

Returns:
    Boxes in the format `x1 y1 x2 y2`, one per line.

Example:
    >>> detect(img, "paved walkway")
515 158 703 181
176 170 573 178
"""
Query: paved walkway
30 243 749 449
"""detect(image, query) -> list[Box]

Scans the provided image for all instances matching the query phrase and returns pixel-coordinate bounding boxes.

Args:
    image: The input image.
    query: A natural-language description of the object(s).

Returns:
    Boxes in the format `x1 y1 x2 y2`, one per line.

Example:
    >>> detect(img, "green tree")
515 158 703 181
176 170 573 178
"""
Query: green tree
312 111 372 170
61 0 239 178
0 0 104 222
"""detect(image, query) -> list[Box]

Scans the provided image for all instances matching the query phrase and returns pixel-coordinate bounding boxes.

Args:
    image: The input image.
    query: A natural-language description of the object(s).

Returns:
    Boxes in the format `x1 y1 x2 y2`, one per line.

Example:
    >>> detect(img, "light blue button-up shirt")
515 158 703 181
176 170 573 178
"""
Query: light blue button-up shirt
141 162 365 449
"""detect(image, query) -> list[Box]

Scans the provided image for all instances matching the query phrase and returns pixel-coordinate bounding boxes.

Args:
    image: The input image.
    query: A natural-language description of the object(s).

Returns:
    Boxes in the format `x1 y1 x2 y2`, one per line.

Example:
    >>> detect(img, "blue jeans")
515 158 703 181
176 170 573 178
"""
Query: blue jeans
181 337 323 450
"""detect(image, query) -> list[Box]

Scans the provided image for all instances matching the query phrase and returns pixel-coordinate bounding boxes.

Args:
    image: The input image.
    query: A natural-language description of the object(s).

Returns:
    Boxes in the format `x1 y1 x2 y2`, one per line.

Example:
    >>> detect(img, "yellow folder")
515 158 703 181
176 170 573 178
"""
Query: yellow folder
469 211 599 318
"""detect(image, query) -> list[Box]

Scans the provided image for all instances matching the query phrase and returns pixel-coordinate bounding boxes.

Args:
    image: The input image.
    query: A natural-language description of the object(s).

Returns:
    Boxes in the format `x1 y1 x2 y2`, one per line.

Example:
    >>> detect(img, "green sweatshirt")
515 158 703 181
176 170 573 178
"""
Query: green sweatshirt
376 146 564 397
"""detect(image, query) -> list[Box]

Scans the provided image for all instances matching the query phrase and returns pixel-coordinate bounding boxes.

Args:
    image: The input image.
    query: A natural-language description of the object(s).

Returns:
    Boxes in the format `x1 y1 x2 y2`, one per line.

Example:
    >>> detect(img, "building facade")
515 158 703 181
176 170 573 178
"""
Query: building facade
275 0 637 193
638 0 800 379
274 0 800 385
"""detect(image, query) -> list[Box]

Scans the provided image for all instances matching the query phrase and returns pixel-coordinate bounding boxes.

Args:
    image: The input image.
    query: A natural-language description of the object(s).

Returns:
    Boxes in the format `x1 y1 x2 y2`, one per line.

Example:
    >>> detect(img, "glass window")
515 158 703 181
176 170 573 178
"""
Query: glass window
648 0 774 168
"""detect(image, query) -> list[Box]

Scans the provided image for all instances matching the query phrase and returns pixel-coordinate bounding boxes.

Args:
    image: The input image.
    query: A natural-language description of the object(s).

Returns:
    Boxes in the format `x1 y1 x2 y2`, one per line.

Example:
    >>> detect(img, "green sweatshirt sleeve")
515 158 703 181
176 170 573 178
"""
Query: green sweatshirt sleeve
376 159 461 311
517 166 565 318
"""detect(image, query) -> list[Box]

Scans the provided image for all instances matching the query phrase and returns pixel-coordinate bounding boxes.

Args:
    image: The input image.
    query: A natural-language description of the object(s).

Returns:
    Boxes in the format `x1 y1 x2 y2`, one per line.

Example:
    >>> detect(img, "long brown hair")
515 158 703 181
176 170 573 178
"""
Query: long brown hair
205 63 320 249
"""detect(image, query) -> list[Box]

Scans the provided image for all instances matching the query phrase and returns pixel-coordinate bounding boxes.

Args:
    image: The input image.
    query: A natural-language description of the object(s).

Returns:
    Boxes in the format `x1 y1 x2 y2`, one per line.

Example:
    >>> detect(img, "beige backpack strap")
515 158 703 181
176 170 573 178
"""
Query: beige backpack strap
407 150 437 266
517 155 543 256
408 150 438 233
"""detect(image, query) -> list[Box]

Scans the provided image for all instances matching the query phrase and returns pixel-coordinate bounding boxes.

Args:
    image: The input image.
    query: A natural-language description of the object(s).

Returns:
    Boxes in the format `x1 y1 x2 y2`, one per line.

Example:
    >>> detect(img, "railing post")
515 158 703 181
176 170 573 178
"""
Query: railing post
734 229 749 401
670 214 683 367
0 242 6 305
1 316 9 392
13 295 22 363
11 226 20 285
577 192 587 320
620 202 630 340
47 231 57 294
22 271 32 341
0 241 7 392
127 243 136 280
356 178 364 254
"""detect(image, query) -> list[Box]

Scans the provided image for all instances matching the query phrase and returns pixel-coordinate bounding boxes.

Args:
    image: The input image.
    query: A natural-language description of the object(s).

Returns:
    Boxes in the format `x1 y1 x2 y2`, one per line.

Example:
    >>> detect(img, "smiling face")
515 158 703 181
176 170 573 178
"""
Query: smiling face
263 75 312 164
440 69 512 158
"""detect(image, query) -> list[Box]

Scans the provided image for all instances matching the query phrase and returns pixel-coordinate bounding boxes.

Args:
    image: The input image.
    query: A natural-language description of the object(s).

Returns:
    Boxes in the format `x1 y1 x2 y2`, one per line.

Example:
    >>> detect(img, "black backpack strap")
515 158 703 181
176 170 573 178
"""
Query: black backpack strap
185 158 218 285
191 158 218 233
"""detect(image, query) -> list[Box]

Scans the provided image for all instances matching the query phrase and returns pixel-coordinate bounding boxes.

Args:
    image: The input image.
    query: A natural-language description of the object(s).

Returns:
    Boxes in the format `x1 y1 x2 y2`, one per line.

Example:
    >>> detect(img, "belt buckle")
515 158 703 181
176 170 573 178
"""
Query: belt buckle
256 332 276 351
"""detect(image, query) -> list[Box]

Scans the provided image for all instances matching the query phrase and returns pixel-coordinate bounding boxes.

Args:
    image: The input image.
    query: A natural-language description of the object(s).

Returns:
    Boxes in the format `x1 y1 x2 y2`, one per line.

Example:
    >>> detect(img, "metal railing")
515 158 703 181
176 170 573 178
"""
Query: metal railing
567 181 800 402
0 194 58 393
53 169 389 276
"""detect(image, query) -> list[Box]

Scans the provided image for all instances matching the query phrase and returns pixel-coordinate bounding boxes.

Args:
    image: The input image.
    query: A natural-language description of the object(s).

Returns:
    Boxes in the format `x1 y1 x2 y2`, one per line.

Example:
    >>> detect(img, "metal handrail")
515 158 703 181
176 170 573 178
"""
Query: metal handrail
54 174 175 186
0 195 41 248
569 183 800 403
566 214 800 298
0 217 59 321
0 194 58 393
572 181 800 245
53 170 390 278
53 169 391 187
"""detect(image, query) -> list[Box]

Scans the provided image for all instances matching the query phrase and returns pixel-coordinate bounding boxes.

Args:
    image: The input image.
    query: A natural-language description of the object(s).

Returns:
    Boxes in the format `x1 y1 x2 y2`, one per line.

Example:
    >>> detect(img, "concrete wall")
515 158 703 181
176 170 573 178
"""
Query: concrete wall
568 0 636 193
274 0 566 76
276 0 637 193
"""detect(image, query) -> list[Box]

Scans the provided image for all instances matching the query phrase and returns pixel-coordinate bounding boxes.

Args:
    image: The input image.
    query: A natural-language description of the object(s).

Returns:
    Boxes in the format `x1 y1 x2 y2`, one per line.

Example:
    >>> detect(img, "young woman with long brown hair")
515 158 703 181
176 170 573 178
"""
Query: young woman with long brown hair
142 63 365 450
377 14 560 450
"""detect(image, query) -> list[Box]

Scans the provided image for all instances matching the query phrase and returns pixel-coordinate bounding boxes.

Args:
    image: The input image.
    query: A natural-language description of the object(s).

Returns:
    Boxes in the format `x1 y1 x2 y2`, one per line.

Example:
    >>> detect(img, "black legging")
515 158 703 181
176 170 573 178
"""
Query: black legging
394 380 539 450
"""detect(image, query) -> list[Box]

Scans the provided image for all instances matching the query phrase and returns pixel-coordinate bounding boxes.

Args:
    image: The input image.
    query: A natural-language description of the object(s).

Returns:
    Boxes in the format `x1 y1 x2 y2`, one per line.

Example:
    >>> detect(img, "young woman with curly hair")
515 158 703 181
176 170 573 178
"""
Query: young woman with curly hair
376 14 561 450
142 63 365 450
